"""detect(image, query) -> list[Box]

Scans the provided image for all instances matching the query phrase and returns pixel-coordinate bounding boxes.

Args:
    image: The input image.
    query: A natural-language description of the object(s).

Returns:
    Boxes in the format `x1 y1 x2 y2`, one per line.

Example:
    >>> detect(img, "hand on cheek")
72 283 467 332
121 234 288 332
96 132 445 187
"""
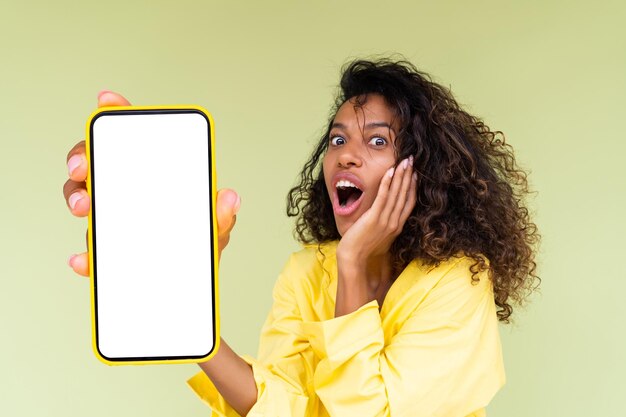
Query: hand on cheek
337 156 417 265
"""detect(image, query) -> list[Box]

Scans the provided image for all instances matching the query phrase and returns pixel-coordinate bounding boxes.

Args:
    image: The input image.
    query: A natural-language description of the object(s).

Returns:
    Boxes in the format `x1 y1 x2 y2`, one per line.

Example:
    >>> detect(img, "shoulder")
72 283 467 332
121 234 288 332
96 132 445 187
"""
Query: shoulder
415 255 494 318
387 254 492 316
410 253 491 288
274 241 338 294
380 255 497 339
280 241 336 275
434 254 492 291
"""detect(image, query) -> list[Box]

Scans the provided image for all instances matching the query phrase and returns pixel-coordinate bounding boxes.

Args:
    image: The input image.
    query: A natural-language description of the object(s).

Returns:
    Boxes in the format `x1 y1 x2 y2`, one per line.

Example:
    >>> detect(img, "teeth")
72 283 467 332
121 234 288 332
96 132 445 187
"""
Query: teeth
336 180 359 189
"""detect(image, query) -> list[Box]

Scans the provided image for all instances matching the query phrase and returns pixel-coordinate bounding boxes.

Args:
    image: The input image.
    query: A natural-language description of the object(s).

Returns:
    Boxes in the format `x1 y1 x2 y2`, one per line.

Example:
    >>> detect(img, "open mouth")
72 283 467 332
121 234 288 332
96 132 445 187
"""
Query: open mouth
336 180 363 207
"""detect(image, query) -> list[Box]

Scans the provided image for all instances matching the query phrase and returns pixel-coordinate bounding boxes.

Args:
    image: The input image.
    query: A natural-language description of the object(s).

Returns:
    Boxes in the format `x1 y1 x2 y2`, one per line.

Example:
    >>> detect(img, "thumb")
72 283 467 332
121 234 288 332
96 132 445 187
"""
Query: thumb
98 90 131 107
216 188 240 236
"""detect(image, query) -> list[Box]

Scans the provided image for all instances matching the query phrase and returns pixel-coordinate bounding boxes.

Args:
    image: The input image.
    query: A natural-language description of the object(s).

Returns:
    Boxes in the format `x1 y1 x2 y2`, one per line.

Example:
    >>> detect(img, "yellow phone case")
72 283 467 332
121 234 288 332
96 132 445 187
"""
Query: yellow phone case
85 105 220 365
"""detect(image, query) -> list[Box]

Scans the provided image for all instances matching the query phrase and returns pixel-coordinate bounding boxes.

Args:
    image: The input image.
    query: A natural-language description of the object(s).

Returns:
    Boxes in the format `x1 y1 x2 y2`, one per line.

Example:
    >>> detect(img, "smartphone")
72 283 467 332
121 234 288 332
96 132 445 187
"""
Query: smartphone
85 106 219 365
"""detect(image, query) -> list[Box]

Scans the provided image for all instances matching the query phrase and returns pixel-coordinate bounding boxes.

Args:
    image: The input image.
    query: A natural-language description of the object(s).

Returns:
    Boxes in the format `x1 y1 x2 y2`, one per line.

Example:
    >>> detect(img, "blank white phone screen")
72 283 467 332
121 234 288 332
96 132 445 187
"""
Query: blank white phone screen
90 110 215 361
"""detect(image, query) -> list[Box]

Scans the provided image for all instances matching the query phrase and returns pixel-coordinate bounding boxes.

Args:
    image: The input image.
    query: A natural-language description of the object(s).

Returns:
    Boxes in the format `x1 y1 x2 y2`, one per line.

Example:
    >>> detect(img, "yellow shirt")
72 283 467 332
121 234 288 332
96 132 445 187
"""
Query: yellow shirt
188 241 505 416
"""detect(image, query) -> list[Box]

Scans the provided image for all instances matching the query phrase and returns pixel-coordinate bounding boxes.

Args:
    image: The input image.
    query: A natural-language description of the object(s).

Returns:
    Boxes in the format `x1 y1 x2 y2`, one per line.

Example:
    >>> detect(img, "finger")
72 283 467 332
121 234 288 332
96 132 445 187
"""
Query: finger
97 90 131 107
63 179 90 216
66 141 88 182
368 165 395 217
68 252 90 277
380 157 410 221
396 169 418 230
218 215 236 253
216 188 241 238
66 91 131 183
388 156 415 223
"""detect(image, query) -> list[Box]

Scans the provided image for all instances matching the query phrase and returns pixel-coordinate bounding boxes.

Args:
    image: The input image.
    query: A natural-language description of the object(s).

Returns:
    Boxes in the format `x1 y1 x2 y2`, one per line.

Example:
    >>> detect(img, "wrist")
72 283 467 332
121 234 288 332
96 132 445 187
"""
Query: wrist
335 266 369 317
337 261 366 285
336 243 366 267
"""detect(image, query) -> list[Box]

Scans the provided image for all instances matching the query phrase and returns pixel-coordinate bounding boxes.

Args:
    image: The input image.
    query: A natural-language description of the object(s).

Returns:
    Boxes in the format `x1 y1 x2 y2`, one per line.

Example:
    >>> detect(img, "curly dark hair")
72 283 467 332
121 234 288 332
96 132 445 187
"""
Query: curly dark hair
286 58 540 322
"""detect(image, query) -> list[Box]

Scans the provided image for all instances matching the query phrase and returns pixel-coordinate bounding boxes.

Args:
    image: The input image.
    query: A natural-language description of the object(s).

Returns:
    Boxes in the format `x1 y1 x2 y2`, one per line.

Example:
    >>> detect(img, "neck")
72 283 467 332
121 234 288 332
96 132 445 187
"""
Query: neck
364 252 395 290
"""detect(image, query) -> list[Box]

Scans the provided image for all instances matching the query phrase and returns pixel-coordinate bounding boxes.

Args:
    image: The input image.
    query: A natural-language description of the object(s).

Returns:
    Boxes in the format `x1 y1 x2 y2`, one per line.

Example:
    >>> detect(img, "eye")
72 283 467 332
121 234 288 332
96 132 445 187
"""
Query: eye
368 136 387 146
330 135 346 146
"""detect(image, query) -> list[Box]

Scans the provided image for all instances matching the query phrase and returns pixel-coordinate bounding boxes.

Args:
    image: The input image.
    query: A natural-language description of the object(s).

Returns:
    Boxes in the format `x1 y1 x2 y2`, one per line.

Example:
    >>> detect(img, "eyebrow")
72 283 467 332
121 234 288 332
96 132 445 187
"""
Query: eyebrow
331 121 396 134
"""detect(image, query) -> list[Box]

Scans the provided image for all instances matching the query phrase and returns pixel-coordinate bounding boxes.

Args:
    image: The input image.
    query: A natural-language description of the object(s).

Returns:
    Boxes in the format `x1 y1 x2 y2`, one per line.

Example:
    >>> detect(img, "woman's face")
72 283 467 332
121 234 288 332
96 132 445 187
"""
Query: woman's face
322 94 399 236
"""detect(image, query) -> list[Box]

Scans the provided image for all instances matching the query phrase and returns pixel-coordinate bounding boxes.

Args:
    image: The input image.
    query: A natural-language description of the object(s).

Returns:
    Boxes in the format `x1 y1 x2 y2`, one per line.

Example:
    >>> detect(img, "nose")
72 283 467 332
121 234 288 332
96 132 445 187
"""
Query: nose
337 143 363 168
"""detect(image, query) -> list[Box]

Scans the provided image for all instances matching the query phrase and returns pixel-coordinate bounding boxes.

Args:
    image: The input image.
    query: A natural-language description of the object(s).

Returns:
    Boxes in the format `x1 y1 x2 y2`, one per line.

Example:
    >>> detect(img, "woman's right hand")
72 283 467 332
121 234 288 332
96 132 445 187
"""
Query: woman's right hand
63 90 240 276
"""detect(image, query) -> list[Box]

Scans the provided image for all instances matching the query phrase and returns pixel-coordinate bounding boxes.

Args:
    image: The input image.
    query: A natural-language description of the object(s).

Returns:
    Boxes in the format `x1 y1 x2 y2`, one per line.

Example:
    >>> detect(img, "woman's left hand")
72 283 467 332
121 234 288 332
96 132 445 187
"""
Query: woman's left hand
336 156 417 267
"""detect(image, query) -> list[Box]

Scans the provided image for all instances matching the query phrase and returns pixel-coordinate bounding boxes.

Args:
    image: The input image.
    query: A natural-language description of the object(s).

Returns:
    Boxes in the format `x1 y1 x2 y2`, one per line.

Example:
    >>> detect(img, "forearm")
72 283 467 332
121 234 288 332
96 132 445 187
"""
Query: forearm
335 261 371 317
197 338 257 416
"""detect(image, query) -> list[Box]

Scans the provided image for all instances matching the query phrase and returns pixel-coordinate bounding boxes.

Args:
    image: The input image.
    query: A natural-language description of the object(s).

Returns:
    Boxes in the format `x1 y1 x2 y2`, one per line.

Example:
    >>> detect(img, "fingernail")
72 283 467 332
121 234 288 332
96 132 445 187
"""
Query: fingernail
413 172 418 181
98 89 113 99
409 155 414 165
402 158 409 169
67 154 82 176
387 167 394 178
68 254 77 268
233 195 241 214
69 192 82 210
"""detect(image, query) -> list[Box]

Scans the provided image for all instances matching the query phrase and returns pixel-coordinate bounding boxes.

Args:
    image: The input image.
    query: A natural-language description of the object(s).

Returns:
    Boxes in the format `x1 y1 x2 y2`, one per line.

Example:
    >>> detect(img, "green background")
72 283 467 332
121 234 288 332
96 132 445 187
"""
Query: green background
1 0 624 415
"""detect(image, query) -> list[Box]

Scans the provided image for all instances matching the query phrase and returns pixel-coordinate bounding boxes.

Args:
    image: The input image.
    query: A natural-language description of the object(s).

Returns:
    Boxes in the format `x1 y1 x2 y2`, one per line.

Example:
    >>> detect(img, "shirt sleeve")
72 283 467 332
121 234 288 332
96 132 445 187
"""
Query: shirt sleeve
187 252 316 417
301 258 506 417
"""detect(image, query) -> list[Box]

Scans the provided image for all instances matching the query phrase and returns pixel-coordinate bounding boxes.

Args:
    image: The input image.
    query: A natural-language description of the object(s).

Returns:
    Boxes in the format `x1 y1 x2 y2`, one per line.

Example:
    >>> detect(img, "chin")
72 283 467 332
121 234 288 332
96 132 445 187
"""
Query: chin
335 220 351 237
333 208 366 238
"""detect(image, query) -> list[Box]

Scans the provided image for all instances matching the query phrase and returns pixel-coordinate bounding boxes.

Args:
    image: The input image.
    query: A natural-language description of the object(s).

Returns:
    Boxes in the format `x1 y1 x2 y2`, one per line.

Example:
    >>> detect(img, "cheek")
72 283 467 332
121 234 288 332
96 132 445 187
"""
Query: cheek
367 148 396 169
369 163 395 189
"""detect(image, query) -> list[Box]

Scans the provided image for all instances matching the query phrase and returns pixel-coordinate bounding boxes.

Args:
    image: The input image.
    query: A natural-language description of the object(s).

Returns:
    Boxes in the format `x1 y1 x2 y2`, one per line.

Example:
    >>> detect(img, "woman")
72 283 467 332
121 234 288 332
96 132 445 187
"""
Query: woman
64 58 539 416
